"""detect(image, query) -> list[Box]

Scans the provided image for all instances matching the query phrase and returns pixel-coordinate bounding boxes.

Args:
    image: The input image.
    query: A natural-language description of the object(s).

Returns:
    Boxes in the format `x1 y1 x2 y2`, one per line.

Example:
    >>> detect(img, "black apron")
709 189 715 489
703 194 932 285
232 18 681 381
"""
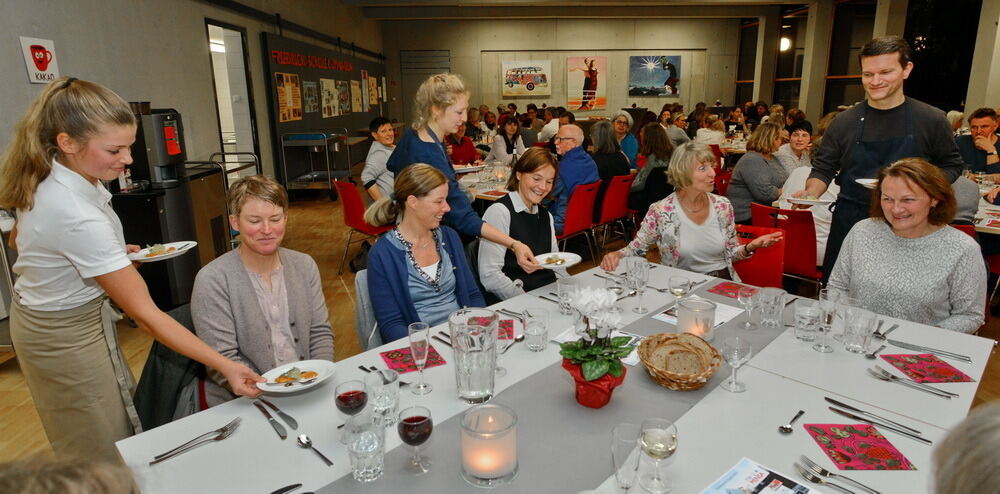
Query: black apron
822 101 919 280
498 194 557 293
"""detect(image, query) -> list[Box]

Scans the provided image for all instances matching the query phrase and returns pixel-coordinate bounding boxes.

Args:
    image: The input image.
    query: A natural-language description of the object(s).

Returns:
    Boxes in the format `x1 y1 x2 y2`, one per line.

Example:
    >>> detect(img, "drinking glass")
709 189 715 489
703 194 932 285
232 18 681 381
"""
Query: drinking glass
398 406 433 473
736 287 758 331
408 322 433 395
814 288 839 353
833 297 861 342
557 278 579 316
638 418 678 494
336 380 368 443
843 307 877 354
364 369 399 427
347 411 385 482
793 299 821 342
611 423 641 493
668 276 691 299
523 307 548 352
604 271 625 314
720 337 753 393
757 287 786 328
625 257 650 314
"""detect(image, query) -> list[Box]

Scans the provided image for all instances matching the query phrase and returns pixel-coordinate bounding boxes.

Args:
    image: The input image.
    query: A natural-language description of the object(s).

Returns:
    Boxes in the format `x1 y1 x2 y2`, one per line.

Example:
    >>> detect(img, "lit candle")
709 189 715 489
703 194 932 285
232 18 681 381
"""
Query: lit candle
677 299 716 342
460 404 518 486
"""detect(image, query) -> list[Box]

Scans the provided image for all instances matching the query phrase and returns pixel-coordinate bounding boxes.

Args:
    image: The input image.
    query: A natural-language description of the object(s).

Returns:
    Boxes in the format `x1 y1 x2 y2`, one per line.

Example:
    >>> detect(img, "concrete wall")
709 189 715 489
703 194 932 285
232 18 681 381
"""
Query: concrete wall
382 18 741 121
0 0 382 176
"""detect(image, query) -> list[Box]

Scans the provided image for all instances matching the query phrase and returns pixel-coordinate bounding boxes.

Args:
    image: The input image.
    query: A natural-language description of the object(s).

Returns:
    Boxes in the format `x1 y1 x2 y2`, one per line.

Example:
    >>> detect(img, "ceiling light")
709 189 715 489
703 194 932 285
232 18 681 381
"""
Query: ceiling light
779 37 791 52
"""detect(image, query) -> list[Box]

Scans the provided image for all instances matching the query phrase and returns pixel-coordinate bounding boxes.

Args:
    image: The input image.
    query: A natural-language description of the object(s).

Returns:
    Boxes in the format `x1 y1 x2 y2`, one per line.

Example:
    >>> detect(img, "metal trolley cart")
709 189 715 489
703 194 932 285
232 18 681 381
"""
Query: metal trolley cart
281 129 351 200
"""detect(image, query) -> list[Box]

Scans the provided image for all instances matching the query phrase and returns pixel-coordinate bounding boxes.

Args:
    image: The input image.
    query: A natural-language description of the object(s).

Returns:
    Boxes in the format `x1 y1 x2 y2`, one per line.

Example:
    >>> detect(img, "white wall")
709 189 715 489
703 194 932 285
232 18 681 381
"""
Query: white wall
382 18 741 121
0 0 382 176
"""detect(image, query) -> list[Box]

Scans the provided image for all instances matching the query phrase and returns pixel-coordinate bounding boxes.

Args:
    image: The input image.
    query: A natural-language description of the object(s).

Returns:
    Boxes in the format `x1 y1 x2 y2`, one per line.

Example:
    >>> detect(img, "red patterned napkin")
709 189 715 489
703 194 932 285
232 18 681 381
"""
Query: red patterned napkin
707 281 756 299
880 353 974 383
379 346 446 374
482 190 507 197
467 317 515 340
804 423 915 470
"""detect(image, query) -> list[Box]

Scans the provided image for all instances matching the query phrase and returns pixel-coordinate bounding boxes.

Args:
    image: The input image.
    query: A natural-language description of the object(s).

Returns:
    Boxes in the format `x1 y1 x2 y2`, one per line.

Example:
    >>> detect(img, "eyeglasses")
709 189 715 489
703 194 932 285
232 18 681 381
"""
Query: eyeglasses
613 120 629 125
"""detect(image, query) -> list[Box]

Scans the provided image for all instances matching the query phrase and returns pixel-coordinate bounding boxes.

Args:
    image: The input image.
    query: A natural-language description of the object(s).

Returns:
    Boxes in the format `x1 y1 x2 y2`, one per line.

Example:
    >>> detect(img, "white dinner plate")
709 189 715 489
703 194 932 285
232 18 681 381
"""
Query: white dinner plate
856 178 878 189
786 197 834 206
128 241 198 263
454 164 487 174
256 359 337 393
534 252 582 269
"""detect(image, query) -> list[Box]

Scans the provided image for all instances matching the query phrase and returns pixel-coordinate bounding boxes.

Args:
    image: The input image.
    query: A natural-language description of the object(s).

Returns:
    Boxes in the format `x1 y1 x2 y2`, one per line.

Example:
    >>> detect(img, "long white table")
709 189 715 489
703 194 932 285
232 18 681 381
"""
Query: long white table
117 265 995 493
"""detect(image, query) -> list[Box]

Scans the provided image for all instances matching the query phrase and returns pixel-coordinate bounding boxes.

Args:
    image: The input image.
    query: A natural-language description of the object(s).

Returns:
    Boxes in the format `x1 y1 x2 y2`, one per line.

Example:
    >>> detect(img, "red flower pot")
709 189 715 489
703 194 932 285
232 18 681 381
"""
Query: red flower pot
562 358 627 409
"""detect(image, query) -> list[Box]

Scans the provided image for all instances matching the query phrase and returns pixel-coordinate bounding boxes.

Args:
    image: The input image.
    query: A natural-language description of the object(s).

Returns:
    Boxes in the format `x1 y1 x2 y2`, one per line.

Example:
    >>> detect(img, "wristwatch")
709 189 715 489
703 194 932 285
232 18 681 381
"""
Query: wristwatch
988 150 998 156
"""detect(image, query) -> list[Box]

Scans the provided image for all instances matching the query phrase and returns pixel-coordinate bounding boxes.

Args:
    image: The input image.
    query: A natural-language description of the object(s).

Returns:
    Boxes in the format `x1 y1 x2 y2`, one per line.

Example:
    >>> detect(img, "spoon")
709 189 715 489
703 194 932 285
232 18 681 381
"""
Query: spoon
865 344 887 359
501 334 526 354
297 434 333 466
778 410 805 434
616 290 638 302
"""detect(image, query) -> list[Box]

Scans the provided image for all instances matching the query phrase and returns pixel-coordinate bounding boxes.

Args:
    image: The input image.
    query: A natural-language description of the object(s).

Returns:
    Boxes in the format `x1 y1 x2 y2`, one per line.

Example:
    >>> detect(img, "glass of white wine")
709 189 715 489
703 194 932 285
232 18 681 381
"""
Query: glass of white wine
668 276 691 299
639 418 678 494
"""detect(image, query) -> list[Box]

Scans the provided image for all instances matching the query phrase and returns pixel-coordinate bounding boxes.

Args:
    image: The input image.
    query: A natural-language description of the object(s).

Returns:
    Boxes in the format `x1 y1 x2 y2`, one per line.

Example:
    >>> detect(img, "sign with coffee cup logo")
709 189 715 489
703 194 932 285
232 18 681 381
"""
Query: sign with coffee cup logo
19 37 60 84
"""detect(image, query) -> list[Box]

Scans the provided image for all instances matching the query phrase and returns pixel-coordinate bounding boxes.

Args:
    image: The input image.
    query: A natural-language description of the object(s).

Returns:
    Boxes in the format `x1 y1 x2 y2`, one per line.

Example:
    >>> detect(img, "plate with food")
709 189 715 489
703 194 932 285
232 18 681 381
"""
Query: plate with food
786 196 834 206
454 164 487 174
257 359 336 393
128 241 198 262
534 252 582 269
856 178 878 190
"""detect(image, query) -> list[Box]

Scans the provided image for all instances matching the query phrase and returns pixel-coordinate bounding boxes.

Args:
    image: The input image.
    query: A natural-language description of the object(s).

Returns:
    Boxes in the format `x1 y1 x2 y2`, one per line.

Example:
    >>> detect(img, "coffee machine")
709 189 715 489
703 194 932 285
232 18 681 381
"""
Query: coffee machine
110 107 200 309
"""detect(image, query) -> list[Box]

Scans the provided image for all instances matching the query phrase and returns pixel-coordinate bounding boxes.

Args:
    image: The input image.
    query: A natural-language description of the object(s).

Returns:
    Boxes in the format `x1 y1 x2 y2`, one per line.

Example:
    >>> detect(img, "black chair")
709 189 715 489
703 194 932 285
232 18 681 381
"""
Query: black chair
464 238 500 306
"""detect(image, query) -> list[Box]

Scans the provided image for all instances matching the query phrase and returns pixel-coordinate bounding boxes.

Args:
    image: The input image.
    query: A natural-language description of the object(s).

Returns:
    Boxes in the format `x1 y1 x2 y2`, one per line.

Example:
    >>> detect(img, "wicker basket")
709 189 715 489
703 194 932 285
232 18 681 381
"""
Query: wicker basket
638 333 722 391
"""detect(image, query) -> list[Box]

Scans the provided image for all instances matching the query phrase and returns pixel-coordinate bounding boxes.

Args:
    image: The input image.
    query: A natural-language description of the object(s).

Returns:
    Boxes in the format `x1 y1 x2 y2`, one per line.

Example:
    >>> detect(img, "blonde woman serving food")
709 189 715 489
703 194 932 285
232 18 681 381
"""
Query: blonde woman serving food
0 77 262 462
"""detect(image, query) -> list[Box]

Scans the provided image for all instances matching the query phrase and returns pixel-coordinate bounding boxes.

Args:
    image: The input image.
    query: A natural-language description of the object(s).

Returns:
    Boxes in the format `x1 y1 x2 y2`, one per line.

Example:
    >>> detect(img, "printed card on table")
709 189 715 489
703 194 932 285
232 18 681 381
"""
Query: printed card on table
700 457 812 493
380 346 446 374
804 423 915 470
707 281 756 299
880 353 974 383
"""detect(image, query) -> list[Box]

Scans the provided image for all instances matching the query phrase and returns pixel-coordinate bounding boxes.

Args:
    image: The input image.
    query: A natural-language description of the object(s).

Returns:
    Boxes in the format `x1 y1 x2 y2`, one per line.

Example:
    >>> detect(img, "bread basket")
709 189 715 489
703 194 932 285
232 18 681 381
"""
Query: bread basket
638 333 722 391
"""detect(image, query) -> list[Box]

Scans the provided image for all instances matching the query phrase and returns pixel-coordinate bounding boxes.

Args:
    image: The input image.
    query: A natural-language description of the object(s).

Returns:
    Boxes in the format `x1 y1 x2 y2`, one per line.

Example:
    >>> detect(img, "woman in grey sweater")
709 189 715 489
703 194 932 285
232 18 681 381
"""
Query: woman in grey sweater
828 158 986 333
726 122 788 223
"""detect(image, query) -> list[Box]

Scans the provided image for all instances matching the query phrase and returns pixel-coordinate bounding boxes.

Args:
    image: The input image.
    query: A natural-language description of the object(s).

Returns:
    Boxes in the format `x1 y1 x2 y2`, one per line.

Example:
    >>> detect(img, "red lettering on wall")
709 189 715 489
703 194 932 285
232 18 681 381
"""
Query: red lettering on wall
270 50 352 72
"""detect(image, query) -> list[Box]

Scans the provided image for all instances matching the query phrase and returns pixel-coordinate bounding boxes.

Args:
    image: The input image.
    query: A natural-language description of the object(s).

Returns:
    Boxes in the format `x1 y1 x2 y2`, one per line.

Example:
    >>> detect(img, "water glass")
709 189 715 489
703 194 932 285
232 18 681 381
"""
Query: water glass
611 423 641 493
625 256 650 314
721 337 753 393
793 299 821 342
834 297 861 342
523 307 548 352
814 288 840 353
737 287 758 331
364 369 399 427
843 306 877 354
757 287 787 328
557 278 579 316
347 412 385 482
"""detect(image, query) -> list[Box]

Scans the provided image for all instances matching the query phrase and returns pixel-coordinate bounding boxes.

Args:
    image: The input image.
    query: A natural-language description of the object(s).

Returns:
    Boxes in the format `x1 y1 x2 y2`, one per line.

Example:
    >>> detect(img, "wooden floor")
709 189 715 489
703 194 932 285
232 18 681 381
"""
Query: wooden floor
1 187 998 462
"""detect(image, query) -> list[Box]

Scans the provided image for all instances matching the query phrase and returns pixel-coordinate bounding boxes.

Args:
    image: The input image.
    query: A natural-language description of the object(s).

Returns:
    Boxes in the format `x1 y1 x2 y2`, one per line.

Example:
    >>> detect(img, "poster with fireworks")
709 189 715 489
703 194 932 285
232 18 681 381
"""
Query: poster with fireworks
501 60 552 97
566 56 606 111
628 55 681 97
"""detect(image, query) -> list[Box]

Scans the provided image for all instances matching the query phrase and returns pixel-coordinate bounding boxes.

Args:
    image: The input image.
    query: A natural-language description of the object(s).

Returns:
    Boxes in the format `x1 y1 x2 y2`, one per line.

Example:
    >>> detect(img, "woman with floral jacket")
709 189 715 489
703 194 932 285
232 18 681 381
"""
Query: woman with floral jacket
601 142 782 280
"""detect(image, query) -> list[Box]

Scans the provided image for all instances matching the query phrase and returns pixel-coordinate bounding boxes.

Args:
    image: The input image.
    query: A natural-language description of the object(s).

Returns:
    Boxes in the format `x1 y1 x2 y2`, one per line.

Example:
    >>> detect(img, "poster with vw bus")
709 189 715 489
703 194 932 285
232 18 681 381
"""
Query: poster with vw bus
501 60 551 97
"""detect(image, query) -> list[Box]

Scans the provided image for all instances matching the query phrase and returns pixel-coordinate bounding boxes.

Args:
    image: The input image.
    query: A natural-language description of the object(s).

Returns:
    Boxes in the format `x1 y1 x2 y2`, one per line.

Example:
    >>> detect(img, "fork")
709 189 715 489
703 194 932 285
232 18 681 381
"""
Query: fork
800 456 881 493
873 365 959 397
867 368 954 399
153 417 240 461
150 419 240 465
794 463 856 493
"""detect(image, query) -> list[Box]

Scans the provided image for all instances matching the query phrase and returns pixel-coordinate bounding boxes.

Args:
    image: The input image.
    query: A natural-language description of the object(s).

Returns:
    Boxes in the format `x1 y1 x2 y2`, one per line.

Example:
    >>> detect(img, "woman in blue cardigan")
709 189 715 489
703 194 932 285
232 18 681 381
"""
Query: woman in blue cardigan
364 164 485 343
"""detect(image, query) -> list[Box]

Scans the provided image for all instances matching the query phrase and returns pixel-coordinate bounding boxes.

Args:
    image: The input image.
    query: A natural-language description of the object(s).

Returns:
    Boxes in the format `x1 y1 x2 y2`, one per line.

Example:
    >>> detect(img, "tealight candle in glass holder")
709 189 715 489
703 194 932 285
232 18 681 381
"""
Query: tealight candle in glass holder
460 403 518 488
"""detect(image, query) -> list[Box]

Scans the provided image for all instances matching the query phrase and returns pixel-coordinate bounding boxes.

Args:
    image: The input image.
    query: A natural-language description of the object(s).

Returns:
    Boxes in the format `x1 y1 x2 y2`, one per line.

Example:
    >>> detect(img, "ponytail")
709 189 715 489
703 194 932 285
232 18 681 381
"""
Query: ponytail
364 163 447 227
364 195 401 227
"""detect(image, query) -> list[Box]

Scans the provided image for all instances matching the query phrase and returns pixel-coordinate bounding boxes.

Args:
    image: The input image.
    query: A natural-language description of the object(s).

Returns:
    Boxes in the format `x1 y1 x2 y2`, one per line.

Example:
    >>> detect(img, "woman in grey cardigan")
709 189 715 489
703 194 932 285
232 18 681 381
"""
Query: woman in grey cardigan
192 176 334 406
726 121 789 223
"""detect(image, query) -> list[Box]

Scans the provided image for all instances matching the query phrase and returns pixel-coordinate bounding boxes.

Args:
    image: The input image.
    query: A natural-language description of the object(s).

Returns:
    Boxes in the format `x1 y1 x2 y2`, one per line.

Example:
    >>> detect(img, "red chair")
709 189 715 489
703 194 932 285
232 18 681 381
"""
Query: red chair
951 224 977 239
709 144 724 167
595 175 636 250
751 203 822 288
714 169 732 196
557 181 601 262
733 225 785 288
333 180 392 274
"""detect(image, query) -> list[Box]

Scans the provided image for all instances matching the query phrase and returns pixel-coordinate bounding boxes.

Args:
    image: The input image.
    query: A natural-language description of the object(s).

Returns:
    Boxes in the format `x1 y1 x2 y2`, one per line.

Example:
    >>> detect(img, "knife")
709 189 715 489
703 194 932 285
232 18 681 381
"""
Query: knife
269 483 302 494
259 398 298 430
538 294 562 305
253 401 287 440
828 407 932 445
824 397 922 435
431 335 453 347
886 339 972 363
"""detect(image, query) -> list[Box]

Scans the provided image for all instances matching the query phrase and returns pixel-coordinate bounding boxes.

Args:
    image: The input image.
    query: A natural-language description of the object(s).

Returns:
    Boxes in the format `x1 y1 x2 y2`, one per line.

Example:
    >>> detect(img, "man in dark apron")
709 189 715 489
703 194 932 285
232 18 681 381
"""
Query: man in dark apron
794 35 964 282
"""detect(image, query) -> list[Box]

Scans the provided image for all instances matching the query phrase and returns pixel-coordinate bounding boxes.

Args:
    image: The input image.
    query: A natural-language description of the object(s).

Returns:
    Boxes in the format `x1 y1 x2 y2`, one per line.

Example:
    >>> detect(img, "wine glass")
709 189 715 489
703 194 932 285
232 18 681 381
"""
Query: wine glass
398 406 433 473
611 423 641 493
638 418 678 494
737 287 758 331
720 337 753 393
408 322 433 395
814 288 839 353
625 257 650 314
336 380 368 443
668 276 691 299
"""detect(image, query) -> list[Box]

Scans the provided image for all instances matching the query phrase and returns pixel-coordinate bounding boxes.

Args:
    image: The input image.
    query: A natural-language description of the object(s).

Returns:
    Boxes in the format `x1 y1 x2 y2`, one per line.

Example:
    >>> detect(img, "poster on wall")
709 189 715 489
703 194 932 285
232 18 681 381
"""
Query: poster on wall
302 81 319 113
361 71 370 109
350 80 363 113
368 76 379 110
336 81 351 115
320 78 338 118
19 37 60 84
381 76 388 102
500 60 552 97
566 56 606 111
628 55 681 97
275 72 302 122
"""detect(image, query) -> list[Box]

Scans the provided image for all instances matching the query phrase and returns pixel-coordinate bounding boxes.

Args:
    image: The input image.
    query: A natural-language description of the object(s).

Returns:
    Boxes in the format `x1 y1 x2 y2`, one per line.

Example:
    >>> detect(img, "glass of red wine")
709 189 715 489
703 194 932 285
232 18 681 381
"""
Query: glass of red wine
336 380 368 443
408 322 433 395
398 406 433 473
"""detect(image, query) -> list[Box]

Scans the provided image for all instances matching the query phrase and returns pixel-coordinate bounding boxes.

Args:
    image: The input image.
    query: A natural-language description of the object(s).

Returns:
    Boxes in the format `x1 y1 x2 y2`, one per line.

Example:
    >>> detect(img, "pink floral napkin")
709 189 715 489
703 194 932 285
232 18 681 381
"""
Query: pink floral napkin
467 316 515 340
880 353 974 383
804 423 915 470
707 281 756 299
379 346 446 374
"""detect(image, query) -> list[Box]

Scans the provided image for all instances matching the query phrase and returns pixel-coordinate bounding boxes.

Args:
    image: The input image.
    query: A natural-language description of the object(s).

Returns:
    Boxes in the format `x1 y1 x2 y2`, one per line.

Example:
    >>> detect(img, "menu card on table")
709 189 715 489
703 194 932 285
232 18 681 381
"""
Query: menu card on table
880 353 974 383
803 424 915 470
700 457 812 493
380 346 447 374
652 296 744 327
